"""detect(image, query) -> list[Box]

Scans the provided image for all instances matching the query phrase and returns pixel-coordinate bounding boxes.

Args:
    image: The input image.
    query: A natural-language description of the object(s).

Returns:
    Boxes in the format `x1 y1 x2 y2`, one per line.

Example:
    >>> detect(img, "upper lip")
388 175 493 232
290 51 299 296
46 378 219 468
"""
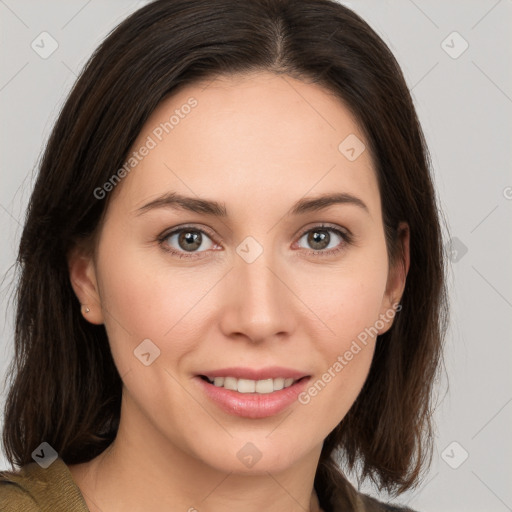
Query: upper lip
198 366 309 381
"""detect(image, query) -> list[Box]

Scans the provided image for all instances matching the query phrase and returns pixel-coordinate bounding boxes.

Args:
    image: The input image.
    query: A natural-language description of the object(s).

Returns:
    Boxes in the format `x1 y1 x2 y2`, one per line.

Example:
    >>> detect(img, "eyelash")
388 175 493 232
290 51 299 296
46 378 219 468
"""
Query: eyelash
156 224 353 260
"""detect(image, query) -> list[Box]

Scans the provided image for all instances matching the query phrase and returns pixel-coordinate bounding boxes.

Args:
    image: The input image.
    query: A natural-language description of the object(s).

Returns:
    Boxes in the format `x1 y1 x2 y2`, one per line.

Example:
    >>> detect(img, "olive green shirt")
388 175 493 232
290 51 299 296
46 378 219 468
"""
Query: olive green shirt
0 457 416 511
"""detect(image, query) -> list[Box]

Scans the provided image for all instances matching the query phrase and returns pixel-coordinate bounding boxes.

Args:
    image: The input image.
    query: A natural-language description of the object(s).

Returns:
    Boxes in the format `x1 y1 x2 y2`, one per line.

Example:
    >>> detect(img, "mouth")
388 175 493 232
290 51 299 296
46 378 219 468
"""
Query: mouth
198 375 308 394
195 368 311 419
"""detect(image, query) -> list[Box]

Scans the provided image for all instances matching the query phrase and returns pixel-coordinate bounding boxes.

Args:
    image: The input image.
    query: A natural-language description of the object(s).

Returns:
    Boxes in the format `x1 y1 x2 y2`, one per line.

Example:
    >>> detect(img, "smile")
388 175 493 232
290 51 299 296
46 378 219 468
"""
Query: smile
195 367 311 418
200 376 299 394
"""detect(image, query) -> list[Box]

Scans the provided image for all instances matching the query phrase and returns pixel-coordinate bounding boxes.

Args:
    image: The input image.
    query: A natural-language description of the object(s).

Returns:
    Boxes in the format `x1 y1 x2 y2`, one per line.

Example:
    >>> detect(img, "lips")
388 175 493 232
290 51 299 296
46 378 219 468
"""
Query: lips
195 366 311 418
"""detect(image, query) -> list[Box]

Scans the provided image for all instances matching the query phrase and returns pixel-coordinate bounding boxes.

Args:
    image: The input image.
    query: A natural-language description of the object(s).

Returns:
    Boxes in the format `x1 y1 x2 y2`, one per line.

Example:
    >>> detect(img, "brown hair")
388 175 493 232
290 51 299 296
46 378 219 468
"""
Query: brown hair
2 0 448 503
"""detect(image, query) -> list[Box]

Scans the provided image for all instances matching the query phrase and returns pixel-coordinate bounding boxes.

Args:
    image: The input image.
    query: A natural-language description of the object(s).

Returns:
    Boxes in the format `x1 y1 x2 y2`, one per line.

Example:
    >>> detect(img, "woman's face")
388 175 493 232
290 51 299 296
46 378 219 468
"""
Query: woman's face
70 71 407 475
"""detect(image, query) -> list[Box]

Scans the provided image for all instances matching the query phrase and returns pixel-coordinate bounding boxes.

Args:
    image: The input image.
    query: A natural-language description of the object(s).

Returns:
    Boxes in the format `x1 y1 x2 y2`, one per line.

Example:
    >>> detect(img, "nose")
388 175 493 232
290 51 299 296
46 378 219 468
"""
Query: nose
217 243 296 344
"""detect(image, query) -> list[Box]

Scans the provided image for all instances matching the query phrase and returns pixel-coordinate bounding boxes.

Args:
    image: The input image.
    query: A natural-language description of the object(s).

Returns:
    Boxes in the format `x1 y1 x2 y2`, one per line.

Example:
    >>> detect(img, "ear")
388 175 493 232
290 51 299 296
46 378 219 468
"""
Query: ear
378 222 410 335
67 243 104 325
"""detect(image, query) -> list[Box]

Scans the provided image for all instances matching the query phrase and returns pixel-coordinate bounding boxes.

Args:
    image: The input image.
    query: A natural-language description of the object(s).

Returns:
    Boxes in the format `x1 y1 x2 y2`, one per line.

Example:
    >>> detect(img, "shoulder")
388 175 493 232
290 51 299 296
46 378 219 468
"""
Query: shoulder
0 458 88 512
0 463 42 512
0 479 39 511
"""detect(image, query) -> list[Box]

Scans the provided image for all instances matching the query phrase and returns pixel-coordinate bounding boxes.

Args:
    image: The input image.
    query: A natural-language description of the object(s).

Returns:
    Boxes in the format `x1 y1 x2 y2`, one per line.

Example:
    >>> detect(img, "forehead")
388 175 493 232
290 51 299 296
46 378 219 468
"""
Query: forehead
112 71 379 216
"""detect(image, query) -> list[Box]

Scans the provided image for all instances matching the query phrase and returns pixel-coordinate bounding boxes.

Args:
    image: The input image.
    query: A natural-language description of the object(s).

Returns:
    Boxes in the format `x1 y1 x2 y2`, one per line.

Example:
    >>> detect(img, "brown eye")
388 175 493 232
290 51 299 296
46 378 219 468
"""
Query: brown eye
160 227 217 257
177 230 203 252
298 225 352 257
296 226 348 254
306 230 331 251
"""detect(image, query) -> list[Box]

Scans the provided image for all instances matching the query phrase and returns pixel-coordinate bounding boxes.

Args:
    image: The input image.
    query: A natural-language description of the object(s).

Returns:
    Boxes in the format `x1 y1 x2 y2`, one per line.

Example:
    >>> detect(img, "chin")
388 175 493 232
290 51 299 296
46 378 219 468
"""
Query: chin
192 433 314 475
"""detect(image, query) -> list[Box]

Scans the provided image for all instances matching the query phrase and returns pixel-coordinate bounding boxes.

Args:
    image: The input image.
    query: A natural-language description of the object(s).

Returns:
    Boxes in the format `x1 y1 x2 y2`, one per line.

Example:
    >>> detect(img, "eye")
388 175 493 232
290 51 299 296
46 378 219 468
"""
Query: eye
295 225 351 257
158 226 219 259
157 223 352 260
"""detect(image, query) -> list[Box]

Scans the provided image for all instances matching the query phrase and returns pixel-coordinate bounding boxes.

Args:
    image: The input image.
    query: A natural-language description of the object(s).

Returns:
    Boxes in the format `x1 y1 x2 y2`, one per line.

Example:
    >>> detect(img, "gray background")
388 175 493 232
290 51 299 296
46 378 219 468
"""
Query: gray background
1 1 511 511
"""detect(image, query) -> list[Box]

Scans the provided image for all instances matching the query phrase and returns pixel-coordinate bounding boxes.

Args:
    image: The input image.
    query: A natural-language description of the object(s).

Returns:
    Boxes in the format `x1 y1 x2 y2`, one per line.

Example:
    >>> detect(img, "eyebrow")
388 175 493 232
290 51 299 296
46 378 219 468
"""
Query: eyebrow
135 191 369 217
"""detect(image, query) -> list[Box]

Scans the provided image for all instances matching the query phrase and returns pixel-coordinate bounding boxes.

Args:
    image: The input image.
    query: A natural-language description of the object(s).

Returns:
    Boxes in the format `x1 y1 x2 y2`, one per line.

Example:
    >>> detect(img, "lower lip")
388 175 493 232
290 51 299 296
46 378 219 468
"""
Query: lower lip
195 376 311 419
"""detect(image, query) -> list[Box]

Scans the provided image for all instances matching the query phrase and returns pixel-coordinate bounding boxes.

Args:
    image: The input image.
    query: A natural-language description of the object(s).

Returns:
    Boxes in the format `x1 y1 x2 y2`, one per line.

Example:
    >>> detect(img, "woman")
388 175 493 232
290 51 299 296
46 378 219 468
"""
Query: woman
0 0 447 510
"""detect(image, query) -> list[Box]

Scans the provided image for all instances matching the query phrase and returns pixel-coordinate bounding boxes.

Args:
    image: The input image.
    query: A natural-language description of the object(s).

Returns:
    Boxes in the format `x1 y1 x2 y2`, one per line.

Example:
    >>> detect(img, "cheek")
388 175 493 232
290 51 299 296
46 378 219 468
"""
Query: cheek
294 292 382 439
301 247 389 346
94 241 209 372
295 341 375 442
292 248 388 428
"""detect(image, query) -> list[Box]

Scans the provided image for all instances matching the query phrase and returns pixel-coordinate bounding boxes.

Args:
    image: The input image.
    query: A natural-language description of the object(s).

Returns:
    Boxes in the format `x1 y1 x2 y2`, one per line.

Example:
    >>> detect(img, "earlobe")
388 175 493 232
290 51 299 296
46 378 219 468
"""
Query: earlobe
67 244 104 325
378 222 410 334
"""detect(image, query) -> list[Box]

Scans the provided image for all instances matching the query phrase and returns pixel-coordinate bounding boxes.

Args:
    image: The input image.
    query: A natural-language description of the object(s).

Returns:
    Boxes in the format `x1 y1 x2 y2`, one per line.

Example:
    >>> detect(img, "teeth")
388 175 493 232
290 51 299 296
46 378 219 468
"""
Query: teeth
238 379 256 393
207 376 298 393
223 376 237 391
273 378 284 390
255 379 273 393
213 377 225 387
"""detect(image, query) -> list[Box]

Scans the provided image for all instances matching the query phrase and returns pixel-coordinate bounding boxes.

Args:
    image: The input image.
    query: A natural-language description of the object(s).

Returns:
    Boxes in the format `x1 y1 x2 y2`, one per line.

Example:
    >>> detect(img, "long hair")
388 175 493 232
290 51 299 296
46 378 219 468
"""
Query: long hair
2 0 448 501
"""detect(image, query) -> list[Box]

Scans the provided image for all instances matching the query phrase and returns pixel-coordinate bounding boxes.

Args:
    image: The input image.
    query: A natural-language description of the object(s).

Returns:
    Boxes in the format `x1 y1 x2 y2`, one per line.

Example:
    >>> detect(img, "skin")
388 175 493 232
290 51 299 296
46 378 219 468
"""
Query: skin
67 71 410 512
